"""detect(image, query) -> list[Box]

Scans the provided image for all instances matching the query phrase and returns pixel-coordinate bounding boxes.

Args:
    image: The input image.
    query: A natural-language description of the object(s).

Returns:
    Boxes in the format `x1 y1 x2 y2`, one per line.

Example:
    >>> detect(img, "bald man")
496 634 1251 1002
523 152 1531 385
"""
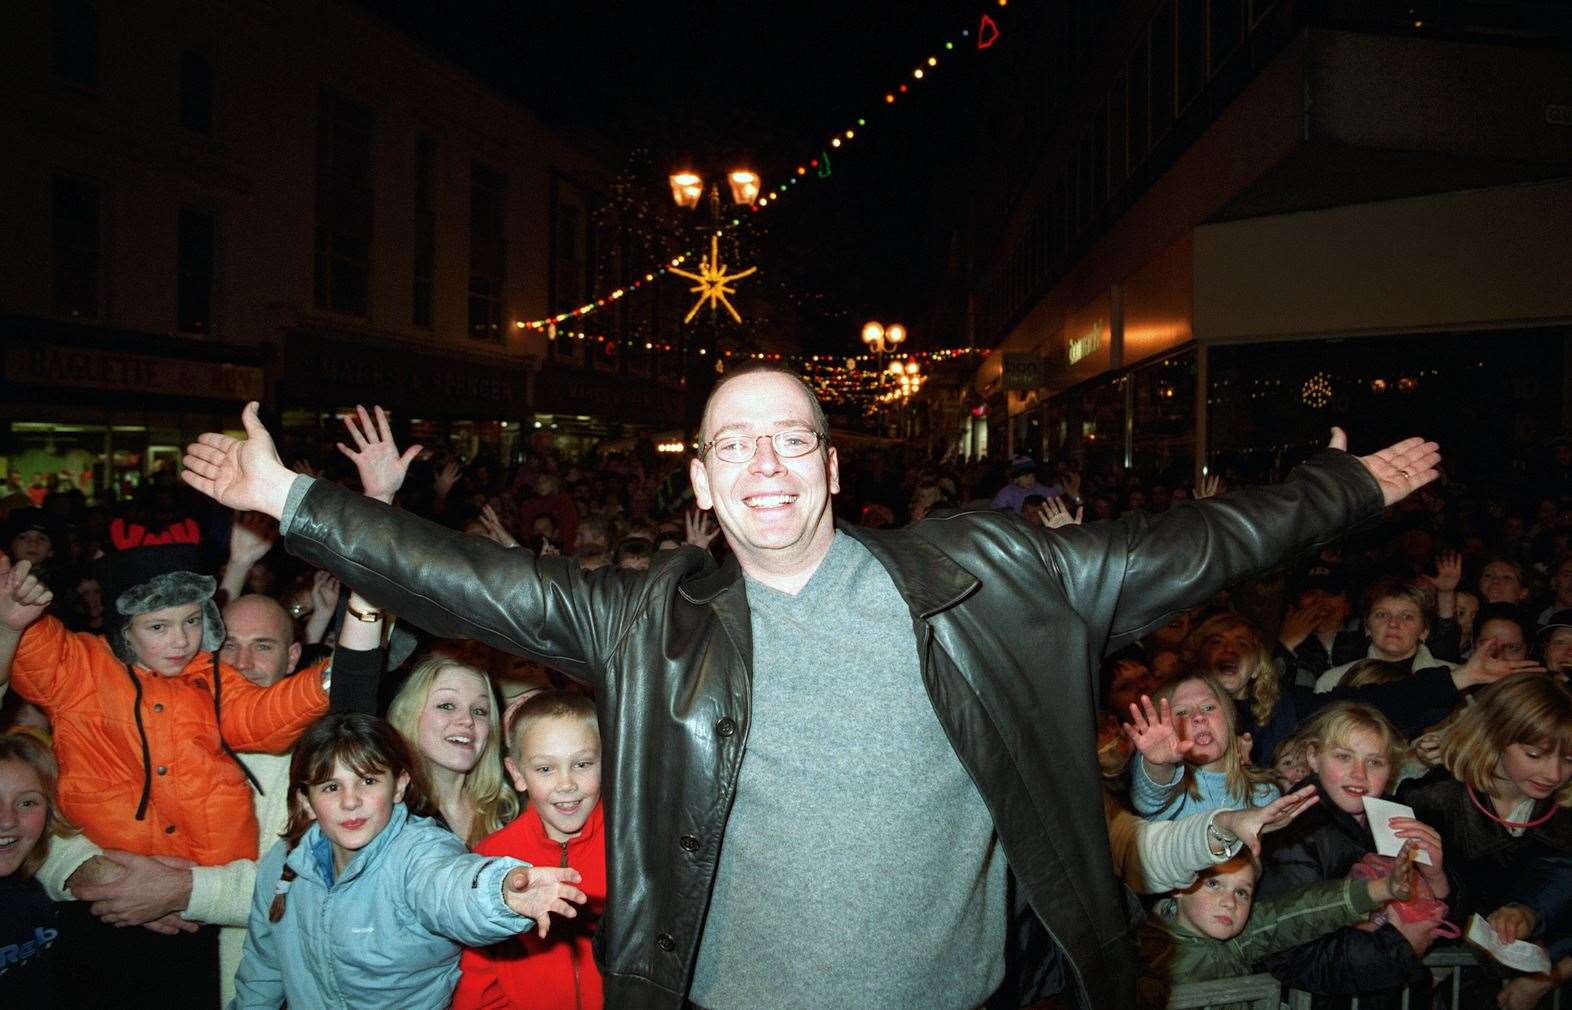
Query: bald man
220 594 300 687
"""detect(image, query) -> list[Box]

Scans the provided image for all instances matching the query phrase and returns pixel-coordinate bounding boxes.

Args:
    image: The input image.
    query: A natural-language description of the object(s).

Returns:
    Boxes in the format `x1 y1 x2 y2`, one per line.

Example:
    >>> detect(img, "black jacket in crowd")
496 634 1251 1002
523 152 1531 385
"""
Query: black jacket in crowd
1255 780 1432 1008
282 449 1384 1010
1401 774 1572 922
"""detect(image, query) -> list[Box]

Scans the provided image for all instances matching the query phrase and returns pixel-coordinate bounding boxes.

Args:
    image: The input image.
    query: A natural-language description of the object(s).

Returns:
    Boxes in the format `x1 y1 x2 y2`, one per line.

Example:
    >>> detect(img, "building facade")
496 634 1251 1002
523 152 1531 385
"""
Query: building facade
0 0 691 496
936 0 1572 484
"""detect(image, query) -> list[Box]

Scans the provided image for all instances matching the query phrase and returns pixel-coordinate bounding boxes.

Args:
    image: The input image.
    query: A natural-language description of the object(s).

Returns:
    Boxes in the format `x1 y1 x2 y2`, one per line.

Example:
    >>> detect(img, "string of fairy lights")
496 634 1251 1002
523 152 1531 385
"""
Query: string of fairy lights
513 2 1012 351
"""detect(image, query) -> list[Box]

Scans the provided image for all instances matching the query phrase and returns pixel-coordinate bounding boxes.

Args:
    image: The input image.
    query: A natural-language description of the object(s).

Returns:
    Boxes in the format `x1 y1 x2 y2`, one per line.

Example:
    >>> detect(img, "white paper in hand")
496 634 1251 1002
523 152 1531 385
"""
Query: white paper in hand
1361 795 1433 865
1467 914 1552 974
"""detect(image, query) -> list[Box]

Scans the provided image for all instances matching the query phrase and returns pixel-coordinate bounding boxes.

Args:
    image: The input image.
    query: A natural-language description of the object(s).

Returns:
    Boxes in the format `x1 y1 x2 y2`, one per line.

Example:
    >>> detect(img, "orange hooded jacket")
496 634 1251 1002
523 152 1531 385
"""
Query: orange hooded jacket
12 615 328 865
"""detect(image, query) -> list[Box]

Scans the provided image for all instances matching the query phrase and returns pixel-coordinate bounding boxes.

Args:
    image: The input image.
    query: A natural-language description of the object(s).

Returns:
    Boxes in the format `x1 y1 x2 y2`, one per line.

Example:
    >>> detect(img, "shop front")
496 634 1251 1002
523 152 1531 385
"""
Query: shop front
0 318 266 499
281 329 535 464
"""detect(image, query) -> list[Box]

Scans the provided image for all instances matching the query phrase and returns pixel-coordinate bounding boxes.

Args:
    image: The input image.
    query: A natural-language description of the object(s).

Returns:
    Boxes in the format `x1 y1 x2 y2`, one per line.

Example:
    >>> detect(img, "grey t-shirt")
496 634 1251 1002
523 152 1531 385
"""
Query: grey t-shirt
687 532 1007 1010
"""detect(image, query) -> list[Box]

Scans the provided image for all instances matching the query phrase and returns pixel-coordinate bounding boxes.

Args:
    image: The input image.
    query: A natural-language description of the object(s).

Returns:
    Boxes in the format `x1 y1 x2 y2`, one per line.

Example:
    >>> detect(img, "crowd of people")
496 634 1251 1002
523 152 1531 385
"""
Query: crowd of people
0 379 1569 1010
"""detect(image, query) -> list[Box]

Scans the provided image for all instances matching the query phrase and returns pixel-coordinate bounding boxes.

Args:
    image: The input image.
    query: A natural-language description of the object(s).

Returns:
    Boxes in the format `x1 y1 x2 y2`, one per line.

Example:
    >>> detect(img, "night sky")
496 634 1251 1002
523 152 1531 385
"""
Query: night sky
358 0 998 355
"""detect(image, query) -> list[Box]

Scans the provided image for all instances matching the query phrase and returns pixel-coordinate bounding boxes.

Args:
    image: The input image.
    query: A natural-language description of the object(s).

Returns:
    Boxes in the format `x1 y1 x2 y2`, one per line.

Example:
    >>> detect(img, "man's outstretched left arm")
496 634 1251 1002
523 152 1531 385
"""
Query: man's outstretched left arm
1040 428 1438 653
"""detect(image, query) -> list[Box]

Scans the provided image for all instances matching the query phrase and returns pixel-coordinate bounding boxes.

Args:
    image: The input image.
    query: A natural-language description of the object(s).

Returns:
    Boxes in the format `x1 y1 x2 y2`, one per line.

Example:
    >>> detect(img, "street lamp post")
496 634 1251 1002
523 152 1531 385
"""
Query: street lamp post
670 167 760 227
861 322 916 438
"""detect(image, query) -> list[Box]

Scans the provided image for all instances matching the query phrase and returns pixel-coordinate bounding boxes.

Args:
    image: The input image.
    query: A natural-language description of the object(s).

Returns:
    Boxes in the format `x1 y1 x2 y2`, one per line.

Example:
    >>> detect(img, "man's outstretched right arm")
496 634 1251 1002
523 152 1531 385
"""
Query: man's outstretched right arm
183 403 625 680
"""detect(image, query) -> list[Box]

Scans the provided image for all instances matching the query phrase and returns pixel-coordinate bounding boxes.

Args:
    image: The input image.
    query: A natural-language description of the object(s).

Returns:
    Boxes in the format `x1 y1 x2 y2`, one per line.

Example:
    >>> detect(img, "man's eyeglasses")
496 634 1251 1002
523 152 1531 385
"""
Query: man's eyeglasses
701 429 826 464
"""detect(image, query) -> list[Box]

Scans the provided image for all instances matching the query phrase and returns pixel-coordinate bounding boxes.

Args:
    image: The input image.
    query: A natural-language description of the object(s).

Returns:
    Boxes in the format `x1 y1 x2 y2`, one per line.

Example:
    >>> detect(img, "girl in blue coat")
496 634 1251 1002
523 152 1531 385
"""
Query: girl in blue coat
230 713 585 1010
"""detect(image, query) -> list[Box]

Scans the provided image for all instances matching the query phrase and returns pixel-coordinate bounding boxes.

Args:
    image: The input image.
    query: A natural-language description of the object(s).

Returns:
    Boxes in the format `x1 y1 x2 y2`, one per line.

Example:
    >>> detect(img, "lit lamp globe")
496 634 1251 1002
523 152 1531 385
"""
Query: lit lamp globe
862 322 885 348
727 170 761 207
885 323 907 348
669 172 704 209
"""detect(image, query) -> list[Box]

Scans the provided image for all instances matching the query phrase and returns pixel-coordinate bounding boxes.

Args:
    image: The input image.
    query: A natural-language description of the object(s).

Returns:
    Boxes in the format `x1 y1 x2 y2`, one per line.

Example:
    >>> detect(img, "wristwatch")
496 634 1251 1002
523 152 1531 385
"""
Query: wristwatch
346 601 384 623
1206 818 1243 859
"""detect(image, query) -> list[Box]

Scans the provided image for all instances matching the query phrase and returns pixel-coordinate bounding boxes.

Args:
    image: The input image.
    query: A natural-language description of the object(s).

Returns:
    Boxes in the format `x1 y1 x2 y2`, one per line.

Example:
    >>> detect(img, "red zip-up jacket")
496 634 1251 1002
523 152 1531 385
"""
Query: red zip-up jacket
452 802 606 1010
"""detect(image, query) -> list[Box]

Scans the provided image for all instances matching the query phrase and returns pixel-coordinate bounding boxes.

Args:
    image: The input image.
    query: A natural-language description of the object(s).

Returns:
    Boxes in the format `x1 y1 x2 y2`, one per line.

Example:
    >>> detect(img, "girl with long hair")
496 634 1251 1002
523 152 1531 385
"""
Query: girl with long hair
1126 674 1281 821
231 712 584 1010
1401 674 1572 1009
387 656 518 847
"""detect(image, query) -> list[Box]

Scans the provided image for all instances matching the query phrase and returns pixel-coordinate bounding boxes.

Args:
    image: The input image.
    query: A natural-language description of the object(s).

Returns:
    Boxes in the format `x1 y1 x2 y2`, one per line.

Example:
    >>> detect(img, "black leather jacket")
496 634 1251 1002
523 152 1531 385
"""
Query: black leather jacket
282 449 1382 1010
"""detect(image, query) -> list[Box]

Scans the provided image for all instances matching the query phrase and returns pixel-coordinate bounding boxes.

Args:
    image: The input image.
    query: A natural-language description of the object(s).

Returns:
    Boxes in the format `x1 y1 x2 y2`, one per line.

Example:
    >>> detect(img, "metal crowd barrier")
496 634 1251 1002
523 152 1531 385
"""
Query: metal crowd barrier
1165 946 1567 1010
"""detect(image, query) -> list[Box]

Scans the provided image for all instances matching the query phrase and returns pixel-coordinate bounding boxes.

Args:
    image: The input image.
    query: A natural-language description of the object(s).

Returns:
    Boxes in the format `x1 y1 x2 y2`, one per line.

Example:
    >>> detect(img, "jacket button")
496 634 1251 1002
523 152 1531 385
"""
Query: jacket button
656 933 676 952
679 834 700 852
152 703 164 713
165 825 177 834
715 717 736 738
156 766 167 776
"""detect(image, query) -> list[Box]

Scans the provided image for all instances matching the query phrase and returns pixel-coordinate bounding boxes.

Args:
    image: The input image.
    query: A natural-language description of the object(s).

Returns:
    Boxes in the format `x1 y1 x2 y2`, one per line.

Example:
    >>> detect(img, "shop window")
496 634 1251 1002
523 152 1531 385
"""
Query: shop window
1080 376 1128 476
314 88 374 317
468 161 506 343
51 0 96 90
1133 350 1197 482
52 174 100 319
179 51 213 133
1204 331 1566 484
177 208 215 334
413 136 435 329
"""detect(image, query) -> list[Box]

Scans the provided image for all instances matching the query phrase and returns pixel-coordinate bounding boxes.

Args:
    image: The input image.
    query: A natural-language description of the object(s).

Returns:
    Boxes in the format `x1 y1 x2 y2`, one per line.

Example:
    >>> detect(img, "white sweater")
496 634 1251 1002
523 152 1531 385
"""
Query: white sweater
38 750 292 1008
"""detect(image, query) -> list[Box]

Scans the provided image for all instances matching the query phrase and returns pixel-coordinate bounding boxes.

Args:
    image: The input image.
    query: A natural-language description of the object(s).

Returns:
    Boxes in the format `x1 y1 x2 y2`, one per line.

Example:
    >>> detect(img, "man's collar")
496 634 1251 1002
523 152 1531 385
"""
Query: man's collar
678 523 980 618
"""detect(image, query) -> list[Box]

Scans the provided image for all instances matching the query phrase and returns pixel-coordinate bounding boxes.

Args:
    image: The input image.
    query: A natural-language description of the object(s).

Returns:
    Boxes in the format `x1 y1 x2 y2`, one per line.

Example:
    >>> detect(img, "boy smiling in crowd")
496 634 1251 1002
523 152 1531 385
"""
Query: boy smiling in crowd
453 690 607 1010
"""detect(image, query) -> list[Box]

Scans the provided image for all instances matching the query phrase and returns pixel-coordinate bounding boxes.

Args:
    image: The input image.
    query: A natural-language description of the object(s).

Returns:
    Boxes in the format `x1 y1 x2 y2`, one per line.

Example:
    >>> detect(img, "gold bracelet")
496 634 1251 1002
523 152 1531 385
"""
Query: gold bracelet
346 601 383 623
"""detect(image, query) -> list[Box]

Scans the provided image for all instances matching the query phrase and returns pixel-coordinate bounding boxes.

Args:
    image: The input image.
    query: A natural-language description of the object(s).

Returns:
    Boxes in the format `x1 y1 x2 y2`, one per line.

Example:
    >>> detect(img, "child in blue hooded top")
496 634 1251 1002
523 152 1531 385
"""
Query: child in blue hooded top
230 713 585 1010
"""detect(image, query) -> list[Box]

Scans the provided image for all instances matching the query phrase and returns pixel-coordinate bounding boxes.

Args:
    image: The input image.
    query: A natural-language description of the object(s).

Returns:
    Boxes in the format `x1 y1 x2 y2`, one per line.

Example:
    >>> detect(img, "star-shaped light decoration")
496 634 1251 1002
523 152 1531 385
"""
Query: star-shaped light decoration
669 232 757 324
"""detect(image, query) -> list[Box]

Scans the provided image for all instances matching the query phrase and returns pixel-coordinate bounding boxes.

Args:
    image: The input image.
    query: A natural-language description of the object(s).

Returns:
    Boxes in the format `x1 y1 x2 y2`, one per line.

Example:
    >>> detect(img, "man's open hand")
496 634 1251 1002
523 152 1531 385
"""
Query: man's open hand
182 402 296 519
1329 427 1441 507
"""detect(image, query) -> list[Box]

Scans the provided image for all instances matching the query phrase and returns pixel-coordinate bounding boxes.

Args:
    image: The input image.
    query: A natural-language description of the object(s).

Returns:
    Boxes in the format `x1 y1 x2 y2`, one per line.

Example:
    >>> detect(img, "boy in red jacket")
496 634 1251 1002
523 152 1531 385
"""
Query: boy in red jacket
453 690 606 1010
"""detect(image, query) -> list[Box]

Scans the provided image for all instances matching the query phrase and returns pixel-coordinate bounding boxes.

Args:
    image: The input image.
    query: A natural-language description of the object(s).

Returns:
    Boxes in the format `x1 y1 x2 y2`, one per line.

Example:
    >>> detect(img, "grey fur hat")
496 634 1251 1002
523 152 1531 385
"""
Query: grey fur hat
112 571 225 661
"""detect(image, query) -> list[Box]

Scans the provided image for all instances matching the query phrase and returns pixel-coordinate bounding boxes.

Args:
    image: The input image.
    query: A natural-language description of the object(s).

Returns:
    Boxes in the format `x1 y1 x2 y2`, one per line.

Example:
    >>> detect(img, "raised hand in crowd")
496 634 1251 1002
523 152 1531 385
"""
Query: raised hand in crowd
1123 695 1194 777
1038 496 1083 529
219 509 280 604
303 570 342 644
1389 815 1449 899
685 508 720 550
477 504 520 550
0 557 53 697
1453 634 1546 690
73 849 197 928
230 510 279 566
0 557 52 633
1194 473 1224 500
1061 470 1082 500
337 404 422 505
1212 783 1319 856
500 865 588 939
434 459 464 501
1432 550 1463 594
1277 598 1330 652
1431 549 1463 619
